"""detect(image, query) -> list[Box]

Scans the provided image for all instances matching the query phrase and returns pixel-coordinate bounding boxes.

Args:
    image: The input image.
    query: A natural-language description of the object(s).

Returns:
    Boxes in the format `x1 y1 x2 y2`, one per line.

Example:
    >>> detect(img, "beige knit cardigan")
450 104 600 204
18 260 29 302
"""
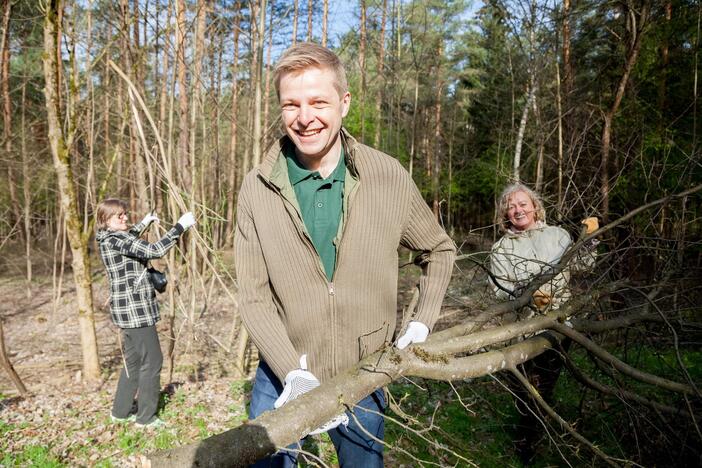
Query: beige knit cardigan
235 129 456 383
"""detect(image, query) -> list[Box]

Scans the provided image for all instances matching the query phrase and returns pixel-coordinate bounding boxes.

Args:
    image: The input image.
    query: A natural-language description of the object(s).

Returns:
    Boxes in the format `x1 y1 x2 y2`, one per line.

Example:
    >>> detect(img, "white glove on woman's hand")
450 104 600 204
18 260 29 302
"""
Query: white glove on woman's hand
140 212 159 226
177 212 196 230
274 355 349 434
396 321 429 350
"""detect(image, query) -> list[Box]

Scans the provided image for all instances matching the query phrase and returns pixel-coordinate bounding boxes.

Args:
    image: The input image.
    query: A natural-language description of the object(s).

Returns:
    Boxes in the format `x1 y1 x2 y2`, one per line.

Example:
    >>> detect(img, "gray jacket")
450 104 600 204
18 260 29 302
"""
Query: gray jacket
489 223 595 309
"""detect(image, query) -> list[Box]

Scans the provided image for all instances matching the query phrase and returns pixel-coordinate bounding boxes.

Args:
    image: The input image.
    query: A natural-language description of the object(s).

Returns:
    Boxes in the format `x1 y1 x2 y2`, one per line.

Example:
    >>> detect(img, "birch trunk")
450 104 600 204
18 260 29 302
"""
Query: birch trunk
513 85 535 183
43 0 101 383
292 0 298 45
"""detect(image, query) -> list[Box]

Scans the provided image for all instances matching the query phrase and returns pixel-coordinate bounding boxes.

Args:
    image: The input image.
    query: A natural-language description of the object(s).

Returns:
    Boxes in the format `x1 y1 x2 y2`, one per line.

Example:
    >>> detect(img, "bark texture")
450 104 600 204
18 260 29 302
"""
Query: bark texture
42 0 101 382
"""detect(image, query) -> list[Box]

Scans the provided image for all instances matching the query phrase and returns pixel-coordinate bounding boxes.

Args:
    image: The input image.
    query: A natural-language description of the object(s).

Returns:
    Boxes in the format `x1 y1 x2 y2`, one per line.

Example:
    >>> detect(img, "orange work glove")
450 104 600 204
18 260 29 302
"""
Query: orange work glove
581 217 599 235
532 289 551 310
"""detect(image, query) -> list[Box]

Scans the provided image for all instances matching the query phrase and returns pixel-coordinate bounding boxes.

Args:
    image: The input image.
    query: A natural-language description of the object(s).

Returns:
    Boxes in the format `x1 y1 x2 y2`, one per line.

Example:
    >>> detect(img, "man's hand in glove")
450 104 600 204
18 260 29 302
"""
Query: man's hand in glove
274 355 349 434
140 212 159 226
396 321 429 350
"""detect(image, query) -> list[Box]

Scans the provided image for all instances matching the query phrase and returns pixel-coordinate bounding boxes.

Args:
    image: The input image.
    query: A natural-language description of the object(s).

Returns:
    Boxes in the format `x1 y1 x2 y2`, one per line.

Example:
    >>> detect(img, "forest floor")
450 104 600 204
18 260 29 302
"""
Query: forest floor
3 242 695 467
1 243 513 467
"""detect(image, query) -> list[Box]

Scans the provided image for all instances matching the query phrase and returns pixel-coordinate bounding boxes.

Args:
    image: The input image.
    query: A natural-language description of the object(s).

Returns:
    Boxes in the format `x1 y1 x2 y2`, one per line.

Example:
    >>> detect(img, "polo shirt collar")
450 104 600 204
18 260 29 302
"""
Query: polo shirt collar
259 127 359 185
285 143 346 186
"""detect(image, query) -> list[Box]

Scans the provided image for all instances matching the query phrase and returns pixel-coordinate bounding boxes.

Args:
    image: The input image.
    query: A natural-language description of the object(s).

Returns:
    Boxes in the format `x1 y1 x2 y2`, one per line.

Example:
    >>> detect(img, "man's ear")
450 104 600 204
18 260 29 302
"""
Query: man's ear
341 92 351 118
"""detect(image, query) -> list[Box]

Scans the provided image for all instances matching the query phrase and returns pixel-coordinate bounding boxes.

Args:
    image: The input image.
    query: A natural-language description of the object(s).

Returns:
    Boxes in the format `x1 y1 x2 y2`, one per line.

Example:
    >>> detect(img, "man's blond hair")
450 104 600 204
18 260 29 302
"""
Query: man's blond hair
273 42 348 98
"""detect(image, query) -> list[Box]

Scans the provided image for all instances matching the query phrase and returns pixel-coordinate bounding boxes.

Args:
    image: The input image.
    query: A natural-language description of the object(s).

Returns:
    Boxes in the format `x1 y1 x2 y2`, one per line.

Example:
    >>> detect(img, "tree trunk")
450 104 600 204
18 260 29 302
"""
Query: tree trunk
601 3 648 220
534 99 545 192
513 85 535 182
658 1 672 125
0 320 28 397
306 0 313 41
292 0 298 45
21 82 32 297
359 0 367 142
121 0 147 214
43 0 101 383
1 0 22 240
409 74 419 178
373 0 388 148
158 0 172 136
432 44 443 220
556 61 564 216
322 0 328 47
176 0 190 189
225 2 241 247
103 22 111 174
262 0 274 148
252 0 266 168
561 0 573 97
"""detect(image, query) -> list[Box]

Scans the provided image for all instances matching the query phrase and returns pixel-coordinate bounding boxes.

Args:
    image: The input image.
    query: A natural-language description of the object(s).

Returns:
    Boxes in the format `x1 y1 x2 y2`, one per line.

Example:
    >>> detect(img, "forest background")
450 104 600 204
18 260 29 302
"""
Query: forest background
1 0 701 466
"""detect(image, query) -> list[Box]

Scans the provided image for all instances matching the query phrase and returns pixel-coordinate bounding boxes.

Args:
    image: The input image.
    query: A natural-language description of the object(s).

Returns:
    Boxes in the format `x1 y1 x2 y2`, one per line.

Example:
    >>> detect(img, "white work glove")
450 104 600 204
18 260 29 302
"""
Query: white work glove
177 212 196 230
274 355 349 435
140 212 159 226
396 321 429 350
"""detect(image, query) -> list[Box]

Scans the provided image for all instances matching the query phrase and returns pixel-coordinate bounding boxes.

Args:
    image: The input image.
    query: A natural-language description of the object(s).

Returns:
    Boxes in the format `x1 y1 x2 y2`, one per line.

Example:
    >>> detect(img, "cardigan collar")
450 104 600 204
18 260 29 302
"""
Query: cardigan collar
258 127 359 189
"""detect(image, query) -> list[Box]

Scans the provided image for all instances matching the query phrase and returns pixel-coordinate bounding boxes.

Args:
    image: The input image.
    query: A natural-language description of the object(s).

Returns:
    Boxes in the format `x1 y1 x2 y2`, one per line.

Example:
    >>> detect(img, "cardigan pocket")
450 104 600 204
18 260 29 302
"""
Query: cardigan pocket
357 322 393 359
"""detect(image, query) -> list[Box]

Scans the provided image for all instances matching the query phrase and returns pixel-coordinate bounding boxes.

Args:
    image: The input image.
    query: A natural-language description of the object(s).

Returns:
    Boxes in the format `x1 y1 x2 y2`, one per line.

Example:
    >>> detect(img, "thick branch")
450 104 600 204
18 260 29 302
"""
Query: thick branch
552 322 697 395
563 356 696 420
148 334 559 467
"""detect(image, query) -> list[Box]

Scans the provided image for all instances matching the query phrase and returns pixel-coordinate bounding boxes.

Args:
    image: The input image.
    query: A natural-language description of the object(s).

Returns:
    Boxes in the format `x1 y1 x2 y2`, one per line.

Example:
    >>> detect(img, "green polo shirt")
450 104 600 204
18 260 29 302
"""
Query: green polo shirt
285 146 345 280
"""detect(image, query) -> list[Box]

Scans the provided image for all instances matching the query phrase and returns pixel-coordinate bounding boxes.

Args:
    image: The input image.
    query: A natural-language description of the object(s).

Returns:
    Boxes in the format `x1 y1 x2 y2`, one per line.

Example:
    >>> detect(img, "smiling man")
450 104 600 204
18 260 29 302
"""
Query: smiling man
235 42 456 467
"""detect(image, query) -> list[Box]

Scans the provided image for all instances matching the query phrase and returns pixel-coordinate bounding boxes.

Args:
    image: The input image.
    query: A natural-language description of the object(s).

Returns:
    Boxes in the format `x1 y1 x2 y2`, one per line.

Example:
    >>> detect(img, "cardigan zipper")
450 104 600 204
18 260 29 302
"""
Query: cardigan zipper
261 165 356 378
328 174 361 376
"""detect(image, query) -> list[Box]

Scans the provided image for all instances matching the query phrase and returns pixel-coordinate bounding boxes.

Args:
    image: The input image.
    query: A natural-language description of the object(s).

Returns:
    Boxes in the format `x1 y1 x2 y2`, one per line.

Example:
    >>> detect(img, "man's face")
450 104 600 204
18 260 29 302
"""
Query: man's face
278 66 351 165
506 191 537 232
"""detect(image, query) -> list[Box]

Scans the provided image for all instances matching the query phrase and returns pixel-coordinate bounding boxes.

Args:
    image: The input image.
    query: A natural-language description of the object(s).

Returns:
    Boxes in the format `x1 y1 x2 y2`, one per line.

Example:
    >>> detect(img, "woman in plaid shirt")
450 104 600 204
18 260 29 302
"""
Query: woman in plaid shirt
96 198 195 428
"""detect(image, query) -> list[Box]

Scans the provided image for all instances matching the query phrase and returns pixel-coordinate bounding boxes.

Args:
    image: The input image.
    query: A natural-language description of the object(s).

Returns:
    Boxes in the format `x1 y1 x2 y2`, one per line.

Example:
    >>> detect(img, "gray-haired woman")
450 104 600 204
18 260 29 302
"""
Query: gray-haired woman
488 183 599 462
489 183 598 312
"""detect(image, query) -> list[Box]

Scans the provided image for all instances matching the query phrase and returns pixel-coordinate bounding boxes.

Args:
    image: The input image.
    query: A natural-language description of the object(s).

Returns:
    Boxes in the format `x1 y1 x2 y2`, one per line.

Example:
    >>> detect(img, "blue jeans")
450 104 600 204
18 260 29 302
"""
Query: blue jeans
249 360 385 467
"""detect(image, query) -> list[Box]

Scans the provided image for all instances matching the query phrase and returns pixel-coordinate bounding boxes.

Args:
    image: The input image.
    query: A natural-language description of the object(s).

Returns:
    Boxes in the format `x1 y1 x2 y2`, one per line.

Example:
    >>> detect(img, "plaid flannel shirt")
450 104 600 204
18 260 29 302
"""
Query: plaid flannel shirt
96 221 184 329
